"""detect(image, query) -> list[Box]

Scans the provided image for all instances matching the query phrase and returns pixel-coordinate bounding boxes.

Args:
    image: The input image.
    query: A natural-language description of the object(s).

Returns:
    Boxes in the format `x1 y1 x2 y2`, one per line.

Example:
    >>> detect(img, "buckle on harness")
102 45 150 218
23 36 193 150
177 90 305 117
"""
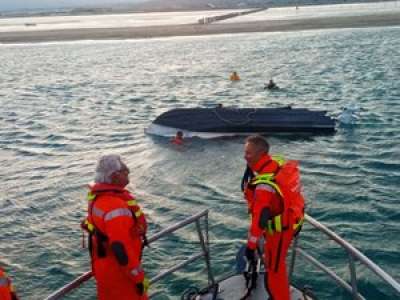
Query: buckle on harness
266 215 304 235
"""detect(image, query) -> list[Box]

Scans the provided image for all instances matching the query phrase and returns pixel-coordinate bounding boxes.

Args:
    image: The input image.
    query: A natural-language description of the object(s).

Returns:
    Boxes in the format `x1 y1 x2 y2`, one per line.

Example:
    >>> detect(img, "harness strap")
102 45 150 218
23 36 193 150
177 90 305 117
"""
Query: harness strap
127 199 137 206
252 175 283 197
86 192 109 258
265 216 304 235
87 192 96 201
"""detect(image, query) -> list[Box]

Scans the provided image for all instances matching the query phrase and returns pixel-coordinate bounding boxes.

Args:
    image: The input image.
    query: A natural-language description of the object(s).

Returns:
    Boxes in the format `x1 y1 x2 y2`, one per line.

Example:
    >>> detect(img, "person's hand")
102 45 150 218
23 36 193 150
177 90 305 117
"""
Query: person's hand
11 292 20 300
136 276 150 295
245 247 256 263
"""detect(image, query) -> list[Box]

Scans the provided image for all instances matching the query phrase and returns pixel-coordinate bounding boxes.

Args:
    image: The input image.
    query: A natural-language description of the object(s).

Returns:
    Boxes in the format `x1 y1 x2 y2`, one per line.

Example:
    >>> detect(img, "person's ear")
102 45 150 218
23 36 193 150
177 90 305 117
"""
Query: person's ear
110 172 118 184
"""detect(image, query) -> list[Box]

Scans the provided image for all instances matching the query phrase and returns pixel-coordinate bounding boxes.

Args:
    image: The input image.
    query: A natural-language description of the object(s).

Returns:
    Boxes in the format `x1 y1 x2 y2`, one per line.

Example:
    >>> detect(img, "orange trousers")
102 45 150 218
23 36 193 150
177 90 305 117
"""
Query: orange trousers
94 257 148 300
0 289 12 300
263 228 294 300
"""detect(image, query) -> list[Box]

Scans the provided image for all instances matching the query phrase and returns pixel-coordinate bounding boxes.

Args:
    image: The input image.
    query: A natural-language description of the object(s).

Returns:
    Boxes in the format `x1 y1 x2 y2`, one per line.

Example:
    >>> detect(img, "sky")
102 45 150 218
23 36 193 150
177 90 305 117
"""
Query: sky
0 0 145 12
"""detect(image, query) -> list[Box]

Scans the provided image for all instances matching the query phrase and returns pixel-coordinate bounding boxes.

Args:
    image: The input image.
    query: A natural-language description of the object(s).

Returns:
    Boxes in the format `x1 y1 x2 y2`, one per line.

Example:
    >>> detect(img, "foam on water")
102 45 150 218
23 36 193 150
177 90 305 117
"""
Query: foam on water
0 26 399 299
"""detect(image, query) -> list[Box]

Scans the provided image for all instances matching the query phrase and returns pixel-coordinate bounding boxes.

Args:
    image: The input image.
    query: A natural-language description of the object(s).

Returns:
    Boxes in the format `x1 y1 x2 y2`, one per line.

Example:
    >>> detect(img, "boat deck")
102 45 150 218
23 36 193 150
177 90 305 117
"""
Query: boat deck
198 273 312 300
44 210 400 300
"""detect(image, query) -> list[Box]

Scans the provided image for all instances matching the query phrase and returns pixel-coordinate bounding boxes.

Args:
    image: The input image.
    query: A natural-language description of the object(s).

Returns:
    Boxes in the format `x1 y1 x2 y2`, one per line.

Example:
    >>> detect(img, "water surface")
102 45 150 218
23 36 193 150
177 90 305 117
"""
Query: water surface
0 26 399 299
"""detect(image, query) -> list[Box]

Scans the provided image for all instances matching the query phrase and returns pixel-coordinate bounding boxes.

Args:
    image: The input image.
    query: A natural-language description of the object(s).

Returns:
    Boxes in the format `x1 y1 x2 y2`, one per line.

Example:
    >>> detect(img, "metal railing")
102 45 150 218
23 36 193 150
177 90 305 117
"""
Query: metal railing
44 210 400 300
289 214 400 300
44 209 213 300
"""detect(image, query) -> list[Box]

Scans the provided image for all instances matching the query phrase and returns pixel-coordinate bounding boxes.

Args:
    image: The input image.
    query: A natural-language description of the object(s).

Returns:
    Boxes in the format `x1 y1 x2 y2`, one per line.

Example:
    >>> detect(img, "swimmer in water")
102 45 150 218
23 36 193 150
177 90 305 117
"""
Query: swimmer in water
171 131 184 145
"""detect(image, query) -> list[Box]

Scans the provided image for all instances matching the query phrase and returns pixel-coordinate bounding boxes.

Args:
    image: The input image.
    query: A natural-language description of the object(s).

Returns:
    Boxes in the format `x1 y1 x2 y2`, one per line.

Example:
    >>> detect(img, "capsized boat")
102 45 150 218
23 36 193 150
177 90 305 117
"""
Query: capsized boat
146 107 336 138
45 210 400 300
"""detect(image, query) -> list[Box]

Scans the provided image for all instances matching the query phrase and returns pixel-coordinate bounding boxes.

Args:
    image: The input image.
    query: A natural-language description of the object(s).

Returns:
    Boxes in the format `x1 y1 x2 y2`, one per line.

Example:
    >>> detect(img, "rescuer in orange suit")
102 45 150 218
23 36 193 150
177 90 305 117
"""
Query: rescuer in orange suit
0 266 19 300
82 154 149 300
242 135 295 300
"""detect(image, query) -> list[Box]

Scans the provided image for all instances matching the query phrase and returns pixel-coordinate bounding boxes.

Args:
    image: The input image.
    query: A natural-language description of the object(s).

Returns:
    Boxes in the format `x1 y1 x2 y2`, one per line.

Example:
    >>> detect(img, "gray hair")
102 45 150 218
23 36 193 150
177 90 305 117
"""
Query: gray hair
95 154 123 184
245 135 270 153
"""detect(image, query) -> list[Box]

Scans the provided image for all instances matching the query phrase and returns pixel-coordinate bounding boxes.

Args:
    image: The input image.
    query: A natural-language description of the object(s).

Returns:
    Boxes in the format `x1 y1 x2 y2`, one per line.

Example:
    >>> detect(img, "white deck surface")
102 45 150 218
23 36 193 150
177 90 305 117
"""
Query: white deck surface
199 273 311 300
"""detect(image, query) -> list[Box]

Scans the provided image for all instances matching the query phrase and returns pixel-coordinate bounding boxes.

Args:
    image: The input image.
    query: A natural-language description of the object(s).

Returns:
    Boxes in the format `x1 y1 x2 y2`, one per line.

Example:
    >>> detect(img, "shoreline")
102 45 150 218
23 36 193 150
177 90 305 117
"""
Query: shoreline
1 12 400 44
0 0 397 18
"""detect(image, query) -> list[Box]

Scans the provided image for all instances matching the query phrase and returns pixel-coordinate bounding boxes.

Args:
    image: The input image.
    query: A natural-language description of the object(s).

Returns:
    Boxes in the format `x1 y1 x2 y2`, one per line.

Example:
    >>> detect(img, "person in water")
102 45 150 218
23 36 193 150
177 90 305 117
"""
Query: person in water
230 71 240 81
264 79 278 90
171 131 184 145
0 265 19 300
81 155 149 300
242 135 303 300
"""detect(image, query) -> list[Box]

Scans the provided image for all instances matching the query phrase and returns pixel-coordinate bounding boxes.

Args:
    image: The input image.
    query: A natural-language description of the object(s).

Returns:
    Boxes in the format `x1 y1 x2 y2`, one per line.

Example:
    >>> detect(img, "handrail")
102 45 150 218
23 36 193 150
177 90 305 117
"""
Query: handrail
44 271 93 300
289 213 400 298
295 248 366 300
44 209 210 300
305 214 400 293
44 210 400 299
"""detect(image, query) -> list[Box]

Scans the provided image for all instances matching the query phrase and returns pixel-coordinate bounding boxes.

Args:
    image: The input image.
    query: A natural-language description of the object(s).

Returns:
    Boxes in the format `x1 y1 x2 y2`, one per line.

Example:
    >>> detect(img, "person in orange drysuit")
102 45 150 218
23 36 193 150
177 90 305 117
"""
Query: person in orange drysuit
230 71 240 81
82 154 149 300
0 266 19 300
242 135 295 300
171 131 184 145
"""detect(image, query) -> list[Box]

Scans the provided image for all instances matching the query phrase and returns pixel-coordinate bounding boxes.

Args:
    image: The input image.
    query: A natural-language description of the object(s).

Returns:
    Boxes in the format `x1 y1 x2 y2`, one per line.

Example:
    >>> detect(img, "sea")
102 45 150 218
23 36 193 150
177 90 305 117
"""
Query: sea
0 4 400 300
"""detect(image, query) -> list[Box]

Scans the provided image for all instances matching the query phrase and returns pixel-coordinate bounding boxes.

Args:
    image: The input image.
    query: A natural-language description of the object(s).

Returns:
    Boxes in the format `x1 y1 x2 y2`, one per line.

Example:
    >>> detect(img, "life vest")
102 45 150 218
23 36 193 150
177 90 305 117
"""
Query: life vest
81 185 147 256
248 155 305 235
171 137 183 145
230 73 240 81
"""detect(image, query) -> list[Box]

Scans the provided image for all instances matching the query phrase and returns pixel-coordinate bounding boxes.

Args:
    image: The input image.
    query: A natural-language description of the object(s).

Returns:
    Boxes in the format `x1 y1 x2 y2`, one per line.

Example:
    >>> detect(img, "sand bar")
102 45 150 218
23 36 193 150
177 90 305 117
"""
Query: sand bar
0 12 399 44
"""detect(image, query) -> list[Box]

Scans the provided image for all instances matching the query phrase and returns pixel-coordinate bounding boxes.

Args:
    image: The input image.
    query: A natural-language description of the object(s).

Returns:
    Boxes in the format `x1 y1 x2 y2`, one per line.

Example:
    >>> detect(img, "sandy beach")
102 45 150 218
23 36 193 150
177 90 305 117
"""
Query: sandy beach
0 12 399 43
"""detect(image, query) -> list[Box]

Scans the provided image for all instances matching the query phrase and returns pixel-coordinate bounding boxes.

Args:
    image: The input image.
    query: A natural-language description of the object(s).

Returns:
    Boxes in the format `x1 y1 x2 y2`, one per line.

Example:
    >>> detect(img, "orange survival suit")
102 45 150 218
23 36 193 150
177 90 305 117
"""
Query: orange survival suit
244 154 303 300
0 267 18 300
82 183 148 300
171 136 183 145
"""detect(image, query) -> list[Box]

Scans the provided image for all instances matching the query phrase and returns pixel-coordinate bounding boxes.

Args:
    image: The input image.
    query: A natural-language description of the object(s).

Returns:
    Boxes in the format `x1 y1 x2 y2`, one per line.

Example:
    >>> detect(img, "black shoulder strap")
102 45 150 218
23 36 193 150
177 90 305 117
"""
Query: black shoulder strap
241 165 255 191
88 195 109 257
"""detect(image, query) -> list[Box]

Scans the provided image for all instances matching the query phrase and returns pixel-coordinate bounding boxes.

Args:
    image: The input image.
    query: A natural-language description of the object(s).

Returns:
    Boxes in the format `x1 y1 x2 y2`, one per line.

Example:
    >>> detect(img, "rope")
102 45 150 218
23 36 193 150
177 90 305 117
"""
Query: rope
212 107 258 126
